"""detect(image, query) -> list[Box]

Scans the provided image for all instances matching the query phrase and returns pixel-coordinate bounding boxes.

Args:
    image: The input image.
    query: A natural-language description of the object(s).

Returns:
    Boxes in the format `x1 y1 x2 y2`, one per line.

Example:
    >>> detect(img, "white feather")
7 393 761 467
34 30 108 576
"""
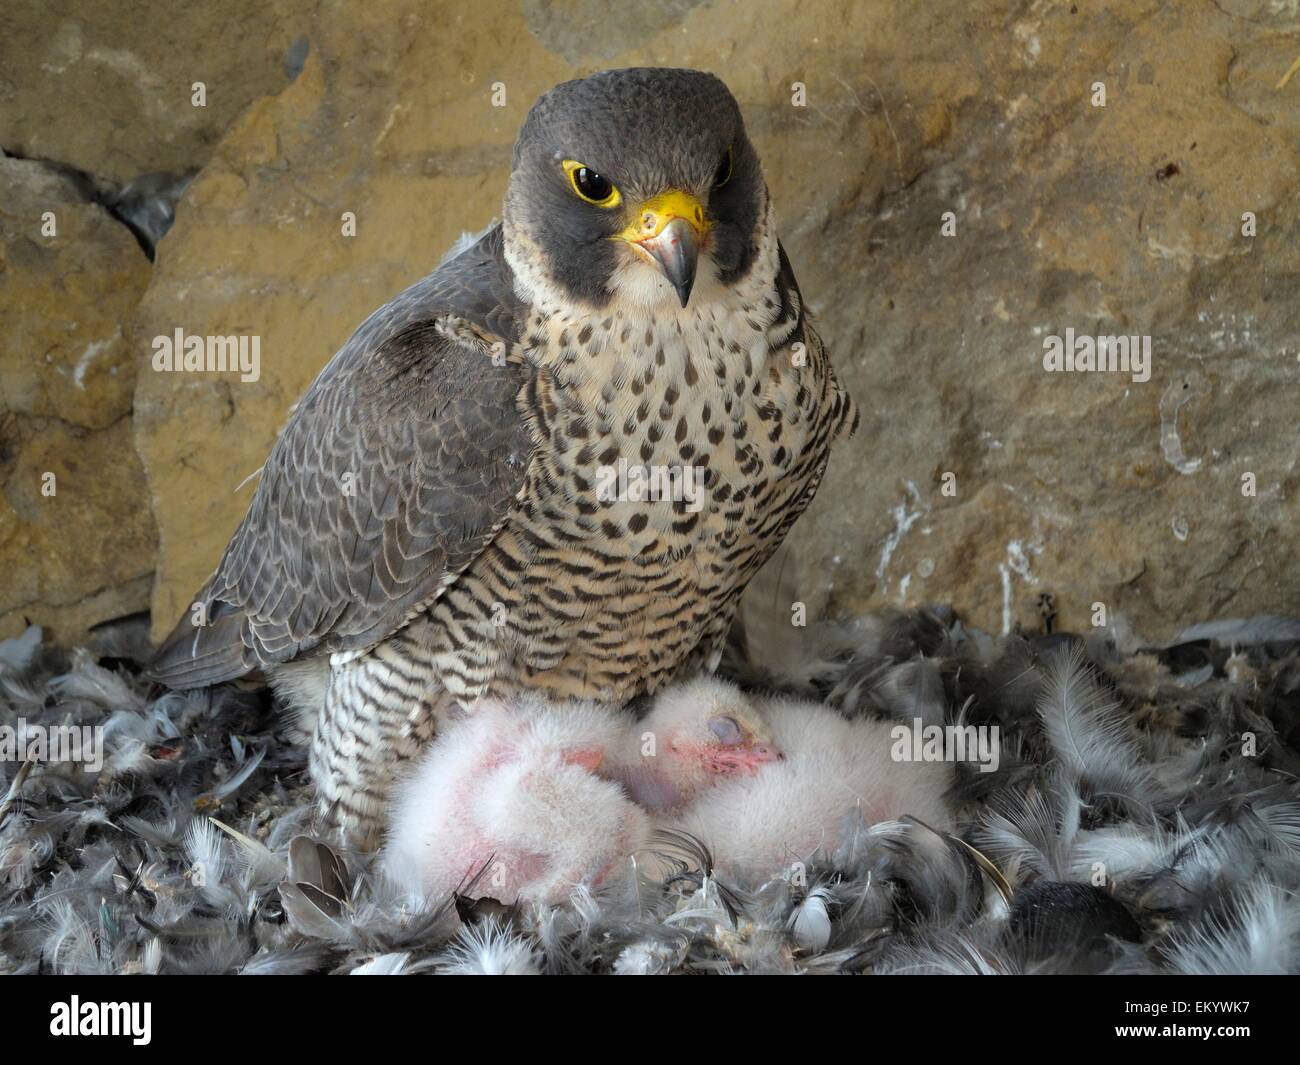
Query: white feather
39 897 100 974
438 921 541 975
1038 646 1156 803
1164 882 1300 975
52 654 146 713
350 952 411 975
183 817 230 905
0 625 42 672
613 939 684 975
788 886 834 952
976 776 1081 882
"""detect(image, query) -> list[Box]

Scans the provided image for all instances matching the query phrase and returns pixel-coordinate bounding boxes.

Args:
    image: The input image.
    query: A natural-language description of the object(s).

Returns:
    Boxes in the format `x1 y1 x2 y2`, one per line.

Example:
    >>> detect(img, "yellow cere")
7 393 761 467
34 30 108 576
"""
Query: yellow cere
617 189 711 243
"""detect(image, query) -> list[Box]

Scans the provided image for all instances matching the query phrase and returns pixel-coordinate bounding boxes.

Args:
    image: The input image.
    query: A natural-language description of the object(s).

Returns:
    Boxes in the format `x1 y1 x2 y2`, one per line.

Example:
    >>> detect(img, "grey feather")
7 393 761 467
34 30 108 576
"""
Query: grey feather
5 609 1299 974
1037 646 1158 807
147 226 531 688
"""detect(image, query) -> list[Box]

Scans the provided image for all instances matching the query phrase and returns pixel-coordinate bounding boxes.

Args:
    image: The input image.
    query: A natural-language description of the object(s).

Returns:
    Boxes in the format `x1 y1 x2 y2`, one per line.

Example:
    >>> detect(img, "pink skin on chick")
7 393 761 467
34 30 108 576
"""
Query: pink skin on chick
607 676 783 813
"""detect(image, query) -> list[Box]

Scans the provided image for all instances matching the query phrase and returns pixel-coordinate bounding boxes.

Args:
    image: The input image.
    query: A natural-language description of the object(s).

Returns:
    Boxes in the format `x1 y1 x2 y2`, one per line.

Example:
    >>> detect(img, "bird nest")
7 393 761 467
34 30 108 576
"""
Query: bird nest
1 609 1298 975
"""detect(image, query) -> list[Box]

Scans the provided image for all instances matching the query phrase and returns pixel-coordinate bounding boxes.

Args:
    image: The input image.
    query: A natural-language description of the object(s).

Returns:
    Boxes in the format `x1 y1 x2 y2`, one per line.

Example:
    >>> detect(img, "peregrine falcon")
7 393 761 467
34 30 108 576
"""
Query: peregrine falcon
148 67 858 846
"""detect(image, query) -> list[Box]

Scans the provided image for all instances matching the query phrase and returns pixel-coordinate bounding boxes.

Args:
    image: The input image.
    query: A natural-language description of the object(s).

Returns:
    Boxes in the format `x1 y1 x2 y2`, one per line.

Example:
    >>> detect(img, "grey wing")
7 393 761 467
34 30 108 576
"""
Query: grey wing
148 226 532 688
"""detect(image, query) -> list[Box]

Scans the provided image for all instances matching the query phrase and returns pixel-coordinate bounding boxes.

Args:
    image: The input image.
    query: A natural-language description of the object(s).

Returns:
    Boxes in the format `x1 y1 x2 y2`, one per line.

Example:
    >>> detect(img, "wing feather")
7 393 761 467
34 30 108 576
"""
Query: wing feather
149 226 532 687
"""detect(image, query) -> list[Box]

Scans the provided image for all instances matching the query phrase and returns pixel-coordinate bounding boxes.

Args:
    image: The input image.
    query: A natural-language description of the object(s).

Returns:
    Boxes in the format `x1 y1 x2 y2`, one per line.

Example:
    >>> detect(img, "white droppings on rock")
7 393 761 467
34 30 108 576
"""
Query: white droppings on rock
875 480 925 590
73 328 121 388
998 536 1044 634
1159 373 1205 475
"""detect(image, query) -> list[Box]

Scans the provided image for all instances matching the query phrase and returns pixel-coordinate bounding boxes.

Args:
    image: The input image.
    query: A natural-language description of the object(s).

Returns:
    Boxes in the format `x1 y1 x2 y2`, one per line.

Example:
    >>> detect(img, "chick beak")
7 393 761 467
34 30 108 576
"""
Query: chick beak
713 742 783 773
621 191 708 307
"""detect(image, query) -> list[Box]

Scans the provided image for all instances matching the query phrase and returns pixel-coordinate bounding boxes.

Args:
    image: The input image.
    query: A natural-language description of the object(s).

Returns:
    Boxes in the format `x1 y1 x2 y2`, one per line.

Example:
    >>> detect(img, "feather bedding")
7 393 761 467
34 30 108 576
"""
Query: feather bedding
1 607 1298 975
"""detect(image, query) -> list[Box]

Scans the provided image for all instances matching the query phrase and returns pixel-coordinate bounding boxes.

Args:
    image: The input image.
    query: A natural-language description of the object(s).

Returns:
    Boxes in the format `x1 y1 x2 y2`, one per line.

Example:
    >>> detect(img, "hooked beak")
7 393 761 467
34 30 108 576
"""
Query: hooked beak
618 191 708 307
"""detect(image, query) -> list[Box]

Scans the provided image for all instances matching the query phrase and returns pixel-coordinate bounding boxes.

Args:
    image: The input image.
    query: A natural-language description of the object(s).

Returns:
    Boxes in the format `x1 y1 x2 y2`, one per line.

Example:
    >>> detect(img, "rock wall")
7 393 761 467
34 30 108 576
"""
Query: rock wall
0 157 155 639
2 0 1297 647
0 0 315 640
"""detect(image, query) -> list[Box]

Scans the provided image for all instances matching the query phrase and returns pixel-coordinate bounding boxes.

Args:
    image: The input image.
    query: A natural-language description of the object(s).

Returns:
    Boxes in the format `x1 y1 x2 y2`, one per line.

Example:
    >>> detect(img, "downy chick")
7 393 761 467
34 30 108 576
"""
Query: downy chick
381 695 646 906
660 687 957 879
382 677 783 905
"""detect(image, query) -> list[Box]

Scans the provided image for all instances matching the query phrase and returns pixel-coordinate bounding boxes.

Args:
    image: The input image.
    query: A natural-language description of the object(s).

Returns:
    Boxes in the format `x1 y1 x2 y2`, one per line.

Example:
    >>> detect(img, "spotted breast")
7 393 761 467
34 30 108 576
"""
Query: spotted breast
404 198 857 706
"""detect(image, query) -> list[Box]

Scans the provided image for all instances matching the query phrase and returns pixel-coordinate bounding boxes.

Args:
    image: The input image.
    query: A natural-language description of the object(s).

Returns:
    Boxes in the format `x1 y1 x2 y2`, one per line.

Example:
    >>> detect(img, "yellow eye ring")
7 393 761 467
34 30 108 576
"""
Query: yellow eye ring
562 159 622 208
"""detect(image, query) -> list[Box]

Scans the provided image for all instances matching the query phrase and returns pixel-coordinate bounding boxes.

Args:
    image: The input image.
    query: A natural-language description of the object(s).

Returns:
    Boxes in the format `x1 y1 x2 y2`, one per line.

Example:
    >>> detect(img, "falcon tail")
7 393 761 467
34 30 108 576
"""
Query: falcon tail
145 603 255 689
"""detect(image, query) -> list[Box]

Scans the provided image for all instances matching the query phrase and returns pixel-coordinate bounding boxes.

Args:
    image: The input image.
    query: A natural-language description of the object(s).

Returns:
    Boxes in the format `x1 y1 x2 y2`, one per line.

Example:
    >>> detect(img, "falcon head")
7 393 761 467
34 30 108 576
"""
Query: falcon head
504 67 766 311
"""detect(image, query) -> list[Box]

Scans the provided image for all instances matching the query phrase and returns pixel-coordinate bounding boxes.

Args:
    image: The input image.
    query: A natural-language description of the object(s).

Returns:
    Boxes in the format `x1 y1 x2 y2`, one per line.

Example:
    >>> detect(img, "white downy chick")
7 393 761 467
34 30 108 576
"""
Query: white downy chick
381 694 647 907
656 684 956 880
383 676 957 904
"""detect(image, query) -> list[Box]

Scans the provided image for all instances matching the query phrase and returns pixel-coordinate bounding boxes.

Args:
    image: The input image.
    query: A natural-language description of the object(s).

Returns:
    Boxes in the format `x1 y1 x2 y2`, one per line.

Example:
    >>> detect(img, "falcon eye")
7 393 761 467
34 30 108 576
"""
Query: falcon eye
562 160 621 207
708 715 744 746
712 146 734 190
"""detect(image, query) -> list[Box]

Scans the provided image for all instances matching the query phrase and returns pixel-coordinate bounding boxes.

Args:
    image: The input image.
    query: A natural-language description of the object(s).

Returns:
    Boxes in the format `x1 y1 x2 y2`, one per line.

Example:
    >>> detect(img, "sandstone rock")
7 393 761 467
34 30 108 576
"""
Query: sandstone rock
130 0 1300 645
0 0 317 183
0 417 157 643
0 158 145 428
0 156 157 642
790 0 1300 640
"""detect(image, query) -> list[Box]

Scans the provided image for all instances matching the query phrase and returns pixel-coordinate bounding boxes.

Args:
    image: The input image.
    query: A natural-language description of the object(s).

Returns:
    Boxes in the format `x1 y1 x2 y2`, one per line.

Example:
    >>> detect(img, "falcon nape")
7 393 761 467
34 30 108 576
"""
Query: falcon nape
147 67 858 847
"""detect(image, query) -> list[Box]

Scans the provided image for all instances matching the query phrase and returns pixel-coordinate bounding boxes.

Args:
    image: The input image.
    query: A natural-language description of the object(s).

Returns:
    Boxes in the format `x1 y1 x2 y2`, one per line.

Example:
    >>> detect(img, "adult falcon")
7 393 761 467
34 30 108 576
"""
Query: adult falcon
149 68 858 846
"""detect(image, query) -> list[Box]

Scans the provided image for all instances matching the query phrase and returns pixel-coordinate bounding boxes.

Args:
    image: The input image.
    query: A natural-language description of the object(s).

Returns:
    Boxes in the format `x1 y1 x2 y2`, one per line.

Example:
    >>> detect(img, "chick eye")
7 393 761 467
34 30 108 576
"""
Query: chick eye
562 160 621 207
708 715 743 746
712 146 734 190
